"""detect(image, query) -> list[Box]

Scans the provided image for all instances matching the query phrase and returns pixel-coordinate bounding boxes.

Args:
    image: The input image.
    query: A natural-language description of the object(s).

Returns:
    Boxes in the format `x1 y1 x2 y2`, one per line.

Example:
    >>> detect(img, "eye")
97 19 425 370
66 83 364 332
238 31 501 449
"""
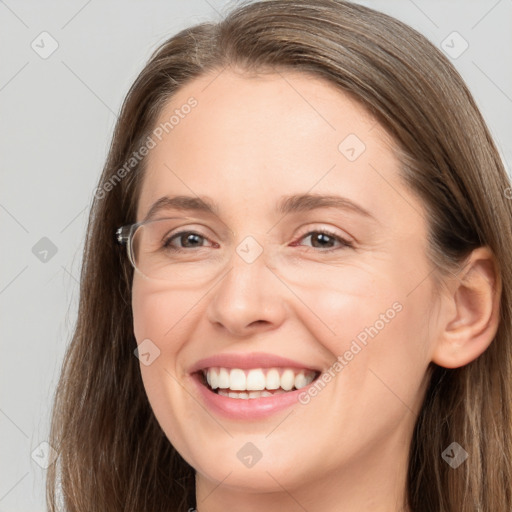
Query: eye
161 228 353 251
163 230 215 250
294 229 354 250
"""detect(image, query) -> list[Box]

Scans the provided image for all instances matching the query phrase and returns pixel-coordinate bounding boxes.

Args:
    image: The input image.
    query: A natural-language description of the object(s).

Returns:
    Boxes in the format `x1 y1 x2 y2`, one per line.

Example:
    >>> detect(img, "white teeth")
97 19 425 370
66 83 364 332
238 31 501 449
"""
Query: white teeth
209 369 219 390
246 369 266 390
280 369 295 391
266 368 281 390
218 389 282 399
204 366 316 396
229 369 246 391
218 368 230 389
294 372 309 389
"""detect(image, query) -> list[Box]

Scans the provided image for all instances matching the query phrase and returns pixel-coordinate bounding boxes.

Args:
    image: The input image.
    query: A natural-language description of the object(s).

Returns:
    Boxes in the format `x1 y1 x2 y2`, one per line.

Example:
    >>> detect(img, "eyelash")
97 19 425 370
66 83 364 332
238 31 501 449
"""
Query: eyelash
163 228 354 251
293 229 354 250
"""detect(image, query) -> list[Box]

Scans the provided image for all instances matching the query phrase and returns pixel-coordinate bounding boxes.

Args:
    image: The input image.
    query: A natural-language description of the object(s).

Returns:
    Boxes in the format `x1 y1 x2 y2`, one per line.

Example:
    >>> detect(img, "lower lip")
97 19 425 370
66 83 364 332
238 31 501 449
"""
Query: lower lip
190 373 312 420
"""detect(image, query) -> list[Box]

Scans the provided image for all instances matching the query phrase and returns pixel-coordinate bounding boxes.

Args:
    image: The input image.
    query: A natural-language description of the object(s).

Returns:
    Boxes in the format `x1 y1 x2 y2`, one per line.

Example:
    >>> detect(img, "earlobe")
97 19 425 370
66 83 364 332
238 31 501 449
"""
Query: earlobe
431 247 501 369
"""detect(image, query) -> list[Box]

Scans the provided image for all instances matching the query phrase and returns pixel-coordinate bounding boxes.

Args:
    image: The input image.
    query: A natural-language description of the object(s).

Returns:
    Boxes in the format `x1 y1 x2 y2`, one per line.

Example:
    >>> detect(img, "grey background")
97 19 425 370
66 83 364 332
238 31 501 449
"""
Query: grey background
1 0 511 510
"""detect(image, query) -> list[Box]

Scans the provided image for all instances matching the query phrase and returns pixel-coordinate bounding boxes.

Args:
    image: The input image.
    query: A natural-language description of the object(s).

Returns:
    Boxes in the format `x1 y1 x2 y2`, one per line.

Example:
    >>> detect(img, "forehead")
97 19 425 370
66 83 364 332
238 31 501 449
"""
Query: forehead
153 68 381 156
136 68 419 231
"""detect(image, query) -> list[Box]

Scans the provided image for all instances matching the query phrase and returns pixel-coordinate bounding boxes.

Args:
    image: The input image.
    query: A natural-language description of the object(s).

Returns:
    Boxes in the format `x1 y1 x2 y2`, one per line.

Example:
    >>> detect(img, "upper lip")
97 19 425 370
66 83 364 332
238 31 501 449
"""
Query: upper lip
189 352 321 374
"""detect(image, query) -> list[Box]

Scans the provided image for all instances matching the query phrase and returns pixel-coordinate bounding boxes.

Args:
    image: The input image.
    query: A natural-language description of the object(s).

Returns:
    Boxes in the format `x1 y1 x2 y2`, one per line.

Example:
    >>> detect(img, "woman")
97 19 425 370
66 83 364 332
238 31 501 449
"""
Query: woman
47 1 512 510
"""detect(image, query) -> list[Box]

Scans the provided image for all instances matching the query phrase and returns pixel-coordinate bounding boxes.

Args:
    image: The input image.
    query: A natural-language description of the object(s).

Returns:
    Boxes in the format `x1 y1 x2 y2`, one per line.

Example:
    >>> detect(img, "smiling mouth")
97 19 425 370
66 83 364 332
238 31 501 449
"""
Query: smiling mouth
199 367 320 399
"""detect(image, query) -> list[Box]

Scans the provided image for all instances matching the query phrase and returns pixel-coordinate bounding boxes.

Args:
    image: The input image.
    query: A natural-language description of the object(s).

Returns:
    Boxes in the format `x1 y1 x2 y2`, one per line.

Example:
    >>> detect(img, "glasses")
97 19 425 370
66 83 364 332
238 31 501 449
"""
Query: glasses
116 215 354 288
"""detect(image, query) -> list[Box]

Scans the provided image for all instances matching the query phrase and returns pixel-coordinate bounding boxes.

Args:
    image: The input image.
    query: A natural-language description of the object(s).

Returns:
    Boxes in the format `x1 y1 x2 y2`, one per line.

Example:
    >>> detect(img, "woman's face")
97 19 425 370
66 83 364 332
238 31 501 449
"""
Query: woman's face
132 69 439 505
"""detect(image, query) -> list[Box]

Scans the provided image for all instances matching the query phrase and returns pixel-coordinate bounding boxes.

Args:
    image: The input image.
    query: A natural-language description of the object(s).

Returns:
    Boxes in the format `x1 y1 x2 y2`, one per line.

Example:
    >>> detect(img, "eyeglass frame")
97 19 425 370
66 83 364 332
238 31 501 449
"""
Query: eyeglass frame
116 222 141 270
115 216 230 274
115 215 355 283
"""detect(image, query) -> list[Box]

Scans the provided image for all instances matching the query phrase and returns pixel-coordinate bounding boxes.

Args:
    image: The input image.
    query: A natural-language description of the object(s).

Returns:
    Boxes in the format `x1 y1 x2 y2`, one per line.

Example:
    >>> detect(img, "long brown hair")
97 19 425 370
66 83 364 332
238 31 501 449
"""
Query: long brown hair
47 1 512 510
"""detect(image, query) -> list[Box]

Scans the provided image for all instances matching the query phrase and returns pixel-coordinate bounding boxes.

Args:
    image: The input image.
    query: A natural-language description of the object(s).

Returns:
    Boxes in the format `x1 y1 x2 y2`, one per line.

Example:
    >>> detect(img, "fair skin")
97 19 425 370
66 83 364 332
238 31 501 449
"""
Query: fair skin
131 68 500 512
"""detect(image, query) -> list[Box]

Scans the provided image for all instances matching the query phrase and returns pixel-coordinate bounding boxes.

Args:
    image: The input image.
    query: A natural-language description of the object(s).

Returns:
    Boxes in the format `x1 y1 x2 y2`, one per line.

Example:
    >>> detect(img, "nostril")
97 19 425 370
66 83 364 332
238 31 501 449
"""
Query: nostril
249 320 268 327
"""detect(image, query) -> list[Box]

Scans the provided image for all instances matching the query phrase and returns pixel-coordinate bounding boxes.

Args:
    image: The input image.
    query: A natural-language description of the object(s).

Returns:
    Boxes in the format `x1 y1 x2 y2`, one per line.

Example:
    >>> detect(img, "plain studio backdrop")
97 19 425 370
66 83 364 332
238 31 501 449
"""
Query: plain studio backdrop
0 0 511 510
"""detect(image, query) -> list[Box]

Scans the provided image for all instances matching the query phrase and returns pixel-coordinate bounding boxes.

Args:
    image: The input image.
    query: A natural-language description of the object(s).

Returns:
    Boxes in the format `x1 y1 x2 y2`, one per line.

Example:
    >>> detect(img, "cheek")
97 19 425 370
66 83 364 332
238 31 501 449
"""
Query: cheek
326 284 433 434
131 278 205 467
132 283 168 343
132 277 199 345
303 262 433 410
131 280 186 408
290 264 401 354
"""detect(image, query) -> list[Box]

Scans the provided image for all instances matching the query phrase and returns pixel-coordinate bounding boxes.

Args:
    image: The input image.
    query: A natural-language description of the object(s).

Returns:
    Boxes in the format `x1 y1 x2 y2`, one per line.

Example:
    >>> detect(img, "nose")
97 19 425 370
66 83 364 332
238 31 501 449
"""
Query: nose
206 247 288 337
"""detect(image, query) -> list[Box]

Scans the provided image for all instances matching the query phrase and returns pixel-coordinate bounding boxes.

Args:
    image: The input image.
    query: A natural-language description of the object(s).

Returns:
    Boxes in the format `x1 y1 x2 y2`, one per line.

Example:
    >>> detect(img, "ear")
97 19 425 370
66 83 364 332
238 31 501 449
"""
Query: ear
431 247 501 369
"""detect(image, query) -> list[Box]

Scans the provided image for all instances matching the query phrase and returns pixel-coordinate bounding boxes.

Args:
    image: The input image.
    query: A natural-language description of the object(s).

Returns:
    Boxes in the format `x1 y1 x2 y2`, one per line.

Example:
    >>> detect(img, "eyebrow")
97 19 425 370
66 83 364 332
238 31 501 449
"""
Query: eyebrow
144 195 220 221
143 193 376 222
